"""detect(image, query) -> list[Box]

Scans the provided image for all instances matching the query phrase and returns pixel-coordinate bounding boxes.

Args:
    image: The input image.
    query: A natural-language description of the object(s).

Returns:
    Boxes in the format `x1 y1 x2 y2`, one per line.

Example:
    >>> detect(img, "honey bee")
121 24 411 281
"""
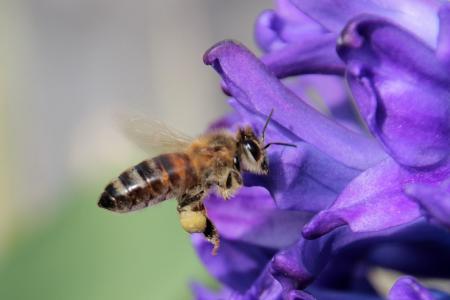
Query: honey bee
98 110 295 254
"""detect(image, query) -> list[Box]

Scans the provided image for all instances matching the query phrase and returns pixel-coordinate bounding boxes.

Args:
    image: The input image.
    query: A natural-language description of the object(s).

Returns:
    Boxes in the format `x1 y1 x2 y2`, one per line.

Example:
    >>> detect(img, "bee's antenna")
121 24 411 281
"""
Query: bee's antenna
264 142 297 150
262 109 274 142
261 109 296 150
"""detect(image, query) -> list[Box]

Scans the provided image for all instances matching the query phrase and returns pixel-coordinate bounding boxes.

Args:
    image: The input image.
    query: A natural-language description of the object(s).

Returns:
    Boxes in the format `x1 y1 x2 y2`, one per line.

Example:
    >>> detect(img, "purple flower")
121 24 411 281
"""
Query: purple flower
388 276 446 300
191 1 450 299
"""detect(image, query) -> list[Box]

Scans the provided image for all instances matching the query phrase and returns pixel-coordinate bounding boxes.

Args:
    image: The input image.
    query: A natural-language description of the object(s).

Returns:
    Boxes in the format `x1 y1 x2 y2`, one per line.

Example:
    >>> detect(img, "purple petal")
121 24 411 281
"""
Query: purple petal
270 227 369 295
404 182 450 229
204 40 385 170
255 2 345 82
264 143 359 212
388 276 434 300
270 237 318 291
261 33 345 76
437 3 450 64
290 0 442 47
337 15 450 168
302 158 450 239
204 186 310 248
254 10 283 53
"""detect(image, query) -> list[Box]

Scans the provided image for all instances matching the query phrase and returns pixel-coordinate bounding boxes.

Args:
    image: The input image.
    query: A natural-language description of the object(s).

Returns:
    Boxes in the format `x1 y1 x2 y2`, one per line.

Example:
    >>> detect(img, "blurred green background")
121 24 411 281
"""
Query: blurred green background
0 1 271 299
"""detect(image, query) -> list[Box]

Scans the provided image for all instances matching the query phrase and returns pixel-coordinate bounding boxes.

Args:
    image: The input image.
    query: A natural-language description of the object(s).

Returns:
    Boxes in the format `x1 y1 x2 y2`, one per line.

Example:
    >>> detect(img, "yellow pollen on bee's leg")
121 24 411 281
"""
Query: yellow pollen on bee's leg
179 210 207 233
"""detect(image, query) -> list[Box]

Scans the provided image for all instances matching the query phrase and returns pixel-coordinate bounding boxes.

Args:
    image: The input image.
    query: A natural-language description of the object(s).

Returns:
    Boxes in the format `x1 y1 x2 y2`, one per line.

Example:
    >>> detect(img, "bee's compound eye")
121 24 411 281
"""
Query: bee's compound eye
244 140 261 161
179 210 207 233
233 156 240 171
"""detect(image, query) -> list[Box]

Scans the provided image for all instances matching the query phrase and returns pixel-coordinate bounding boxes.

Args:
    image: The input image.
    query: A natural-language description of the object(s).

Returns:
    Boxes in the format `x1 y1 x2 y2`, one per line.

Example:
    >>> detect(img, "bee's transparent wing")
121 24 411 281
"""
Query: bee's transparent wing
121 115 193 154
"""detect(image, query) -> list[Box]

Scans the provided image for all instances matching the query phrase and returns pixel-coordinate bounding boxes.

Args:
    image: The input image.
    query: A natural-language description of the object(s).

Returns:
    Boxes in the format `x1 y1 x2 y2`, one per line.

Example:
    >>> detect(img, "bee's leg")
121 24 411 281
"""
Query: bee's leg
177 193 220 255
177 192 207 234
204 216 220 255
217 170 243 200
205 170 243 200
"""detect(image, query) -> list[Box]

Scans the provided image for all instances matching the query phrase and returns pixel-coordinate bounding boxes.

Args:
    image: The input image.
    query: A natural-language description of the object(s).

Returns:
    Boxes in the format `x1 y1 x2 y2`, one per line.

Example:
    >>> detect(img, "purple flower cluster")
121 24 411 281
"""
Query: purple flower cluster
192 1 450 299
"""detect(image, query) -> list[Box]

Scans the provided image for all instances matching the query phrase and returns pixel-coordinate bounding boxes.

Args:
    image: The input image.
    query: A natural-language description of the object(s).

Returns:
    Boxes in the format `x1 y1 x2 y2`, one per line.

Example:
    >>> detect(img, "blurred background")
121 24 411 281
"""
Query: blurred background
0 1 271 299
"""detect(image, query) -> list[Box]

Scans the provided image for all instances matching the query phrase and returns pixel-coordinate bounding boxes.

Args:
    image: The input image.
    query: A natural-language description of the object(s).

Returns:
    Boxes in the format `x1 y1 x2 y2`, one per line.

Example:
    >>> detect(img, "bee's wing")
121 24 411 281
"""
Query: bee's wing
121 115 193 154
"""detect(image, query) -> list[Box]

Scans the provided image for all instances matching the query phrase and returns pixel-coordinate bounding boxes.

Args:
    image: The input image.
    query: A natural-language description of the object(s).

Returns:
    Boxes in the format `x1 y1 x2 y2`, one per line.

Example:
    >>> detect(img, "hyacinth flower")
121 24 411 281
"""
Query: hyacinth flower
191 1 450 299
254 0 445 131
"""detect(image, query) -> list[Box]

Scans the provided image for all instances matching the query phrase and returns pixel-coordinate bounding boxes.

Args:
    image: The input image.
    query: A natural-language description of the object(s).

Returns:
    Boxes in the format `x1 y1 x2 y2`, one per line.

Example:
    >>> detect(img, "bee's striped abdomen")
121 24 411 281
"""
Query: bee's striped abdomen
98 153 198 213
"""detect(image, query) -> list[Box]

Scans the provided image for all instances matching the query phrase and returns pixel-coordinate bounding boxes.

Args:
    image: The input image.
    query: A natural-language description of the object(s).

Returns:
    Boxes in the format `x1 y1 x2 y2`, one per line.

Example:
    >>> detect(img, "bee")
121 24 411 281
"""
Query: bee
98 110 295 254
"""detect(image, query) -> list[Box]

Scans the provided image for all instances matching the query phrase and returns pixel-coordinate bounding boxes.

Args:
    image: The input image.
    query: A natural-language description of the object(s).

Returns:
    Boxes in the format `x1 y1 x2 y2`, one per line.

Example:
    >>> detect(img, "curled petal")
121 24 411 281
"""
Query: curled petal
290 0 441 47
303 158 450 239
404 182 450 229
204 40 385 170
388 276 435 300
337 15 450 168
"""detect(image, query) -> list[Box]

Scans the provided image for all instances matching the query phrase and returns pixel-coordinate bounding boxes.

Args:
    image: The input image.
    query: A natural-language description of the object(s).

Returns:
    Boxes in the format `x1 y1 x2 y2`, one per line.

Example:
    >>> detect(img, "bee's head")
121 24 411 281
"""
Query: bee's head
235 110 296 175
236 127 269 174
